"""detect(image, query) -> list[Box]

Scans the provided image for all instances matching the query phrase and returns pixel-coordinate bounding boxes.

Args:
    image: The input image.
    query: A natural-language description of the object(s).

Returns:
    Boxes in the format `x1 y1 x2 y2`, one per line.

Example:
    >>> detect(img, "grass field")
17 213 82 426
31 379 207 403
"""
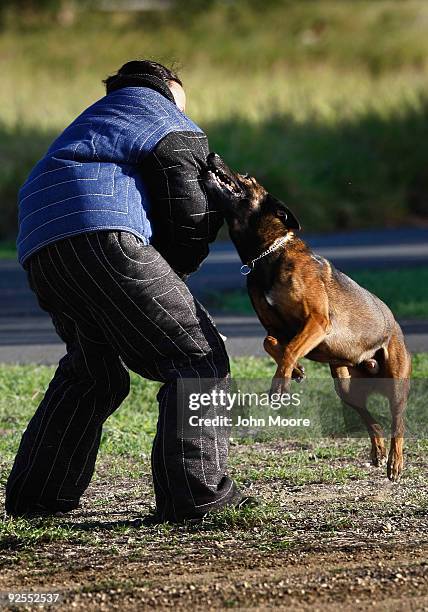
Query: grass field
207 266 428 320
0 356 427 607
1 354 427 463
2 1 428 239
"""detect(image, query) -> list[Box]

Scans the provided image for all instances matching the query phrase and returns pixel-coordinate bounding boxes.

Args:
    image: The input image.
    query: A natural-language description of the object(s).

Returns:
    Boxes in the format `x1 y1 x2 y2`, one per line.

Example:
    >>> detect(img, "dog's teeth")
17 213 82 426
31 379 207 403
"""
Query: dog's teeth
210 168 238 194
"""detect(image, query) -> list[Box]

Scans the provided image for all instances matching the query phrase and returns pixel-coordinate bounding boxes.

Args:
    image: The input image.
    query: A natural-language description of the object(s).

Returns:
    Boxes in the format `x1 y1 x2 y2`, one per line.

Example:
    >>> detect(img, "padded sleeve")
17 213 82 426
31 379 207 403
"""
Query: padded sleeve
141 130 224 275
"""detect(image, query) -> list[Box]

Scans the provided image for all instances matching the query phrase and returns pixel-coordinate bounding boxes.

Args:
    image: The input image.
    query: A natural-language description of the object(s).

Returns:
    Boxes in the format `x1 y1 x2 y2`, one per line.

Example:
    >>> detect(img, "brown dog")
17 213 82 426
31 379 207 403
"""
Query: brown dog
203 152 411 481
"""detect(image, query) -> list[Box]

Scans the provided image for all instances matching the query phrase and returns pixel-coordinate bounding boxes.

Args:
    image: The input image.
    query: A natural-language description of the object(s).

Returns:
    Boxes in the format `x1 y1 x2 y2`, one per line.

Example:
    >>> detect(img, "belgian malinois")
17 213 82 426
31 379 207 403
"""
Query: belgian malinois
203 152 411 481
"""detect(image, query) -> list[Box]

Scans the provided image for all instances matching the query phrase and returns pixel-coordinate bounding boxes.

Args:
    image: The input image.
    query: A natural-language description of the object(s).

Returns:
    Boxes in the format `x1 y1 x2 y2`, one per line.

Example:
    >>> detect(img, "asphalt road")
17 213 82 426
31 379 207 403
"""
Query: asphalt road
1 227 427 364
2 314 427 366
187 227 428 295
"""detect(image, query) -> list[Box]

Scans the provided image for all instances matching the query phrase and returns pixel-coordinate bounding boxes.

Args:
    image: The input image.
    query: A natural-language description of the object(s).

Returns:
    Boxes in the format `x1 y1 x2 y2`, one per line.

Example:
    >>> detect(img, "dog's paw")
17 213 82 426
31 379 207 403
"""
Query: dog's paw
292 363 306 383
370 438 387 467
387 451 404 482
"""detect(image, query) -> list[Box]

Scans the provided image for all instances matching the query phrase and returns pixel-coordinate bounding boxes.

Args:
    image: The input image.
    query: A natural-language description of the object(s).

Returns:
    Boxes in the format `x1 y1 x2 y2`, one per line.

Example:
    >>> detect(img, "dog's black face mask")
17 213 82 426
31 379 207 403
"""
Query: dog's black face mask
202 152 301 231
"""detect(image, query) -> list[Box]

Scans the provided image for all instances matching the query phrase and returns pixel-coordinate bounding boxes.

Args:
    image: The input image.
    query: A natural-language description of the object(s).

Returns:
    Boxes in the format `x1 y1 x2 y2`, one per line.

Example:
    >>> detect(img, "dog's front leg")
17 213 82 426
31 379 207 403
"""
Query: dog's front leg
249 284 306 382
266 313 330 394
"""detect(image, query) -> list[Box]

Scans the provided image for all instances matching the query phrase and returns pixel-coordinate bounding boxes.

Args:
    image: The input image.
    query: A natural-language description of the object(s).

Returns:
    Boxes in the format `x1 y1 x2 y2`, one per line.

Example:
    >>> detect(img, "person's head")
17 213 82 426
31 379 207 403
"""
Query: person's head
103 60 186 112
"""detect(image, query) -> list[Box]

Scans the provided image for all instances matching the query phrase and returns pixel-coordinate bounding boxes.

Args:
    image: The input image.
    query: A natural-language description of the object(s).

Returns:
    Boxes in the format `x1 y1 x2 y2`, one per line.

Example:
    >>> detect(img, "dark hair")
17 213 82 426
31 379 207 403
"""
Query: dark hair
103 60 182 93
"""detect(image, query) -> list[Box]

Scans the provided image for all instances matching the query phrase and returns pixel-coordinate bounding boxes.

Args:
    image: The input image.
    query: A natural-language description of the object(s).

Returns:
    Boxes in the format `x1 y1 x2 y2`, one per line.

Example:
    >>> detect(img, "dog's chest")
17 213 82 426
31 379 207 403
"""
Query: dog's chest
263 286 293 311
262 277 306 322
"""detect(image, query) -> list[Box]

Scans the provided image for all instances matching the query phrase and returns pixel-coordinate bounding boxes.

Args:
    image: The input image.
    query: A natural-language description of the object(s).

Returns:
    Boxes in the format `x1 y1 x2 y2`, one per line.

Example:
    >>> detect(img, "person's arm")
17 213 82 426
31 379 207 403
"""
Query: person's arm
141 130 223 276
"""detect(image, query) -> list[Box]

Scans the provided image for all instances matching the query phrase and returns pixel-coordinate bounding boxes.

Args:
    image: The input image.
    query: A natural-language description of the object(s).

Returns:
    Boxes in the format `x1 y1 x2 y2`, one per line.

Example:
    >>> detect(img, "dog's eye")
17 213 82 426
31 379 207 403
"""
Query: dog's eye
277 209 288 219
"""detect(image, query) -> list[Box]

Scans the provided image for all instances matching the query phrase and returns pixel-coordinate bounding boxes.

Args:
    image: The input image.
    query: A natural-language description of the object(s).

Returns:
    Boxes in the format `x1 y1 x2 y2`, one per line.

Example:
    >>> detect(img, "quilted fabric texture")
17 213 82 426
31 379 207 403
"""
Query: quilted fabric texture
6 231 239 521
17 86 203 264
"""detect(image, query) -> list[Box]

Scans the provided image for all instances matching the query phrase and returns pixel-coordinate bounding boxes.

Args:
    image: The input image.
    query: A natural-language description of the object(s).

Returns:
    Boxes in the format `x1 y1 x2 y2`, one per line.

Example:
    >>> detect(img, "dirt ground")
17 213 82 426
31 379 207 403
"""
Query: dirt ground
0 441 427 610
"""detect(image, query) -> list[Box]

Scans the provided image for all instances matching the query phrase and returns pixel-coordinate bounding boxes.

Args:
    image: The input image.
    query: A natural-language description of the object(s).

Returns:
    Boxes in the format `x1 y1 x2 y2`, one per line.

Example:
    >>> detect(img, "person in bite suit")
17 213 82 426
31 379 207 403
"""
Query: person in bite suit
6 60 250 523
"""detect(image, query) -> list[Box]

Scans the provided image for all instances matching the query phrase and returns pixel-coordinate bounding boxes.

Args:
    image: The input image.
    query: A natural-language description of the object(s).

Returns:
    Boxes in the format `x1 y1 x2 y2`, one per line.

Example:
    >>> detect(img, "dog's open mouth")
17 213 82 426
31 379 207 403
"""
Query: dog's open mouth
207 168 242 196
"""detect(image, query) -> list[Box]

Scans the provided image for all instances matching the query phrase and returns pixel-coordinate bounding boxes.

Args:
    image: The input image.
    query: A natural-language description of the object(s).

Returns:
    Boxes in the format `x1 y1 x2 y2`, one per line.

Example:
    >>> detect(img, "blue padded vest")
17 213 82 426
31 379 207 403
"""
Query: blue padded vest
17 86 203 264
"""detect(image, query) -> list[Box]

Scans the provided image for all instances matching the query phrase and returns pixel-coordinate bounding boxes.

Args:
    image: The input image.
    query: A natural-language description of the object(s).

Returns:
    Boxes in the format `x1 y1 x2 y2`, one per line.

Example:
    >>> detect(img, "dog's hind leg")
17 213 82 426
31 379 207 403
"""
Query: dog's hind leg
380 324 411 481
330 365 387 467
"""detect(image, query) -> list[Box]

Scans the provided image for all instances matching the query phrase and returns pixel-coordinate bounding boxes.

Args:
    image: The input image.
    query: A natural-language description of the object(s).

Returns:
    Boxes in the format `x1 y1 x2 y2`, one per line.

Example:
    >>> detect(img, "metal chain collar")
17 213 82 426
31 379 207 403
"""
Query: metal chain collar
240 234 291 275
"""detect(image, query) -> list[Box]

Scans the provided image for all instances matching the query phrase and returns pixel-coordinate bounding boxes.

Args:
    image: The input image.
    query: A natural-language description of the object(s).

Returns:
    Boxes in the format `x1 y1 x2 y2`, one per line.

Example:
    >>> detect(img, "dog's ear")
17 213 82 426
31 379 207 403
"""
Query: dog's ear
276 205 301 230
270 197 301 230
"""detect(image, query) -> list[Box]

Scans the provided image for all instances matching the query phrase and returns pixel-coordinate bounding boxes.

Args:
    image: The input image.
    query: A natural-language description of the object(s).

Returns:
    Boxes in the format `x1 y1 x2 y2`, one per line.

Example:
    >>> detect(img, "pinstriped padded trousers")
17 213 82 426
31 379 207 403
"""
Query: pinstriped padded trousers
5 231 240 521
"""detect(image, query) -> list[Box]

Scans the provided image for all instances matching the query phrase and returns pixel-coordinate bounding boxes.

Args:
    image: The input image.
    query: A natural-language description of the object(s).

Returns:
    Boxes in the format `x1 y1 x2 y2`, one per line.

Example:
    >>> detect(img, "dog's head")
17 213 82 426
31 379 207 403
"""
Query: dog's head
202 152 301 234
